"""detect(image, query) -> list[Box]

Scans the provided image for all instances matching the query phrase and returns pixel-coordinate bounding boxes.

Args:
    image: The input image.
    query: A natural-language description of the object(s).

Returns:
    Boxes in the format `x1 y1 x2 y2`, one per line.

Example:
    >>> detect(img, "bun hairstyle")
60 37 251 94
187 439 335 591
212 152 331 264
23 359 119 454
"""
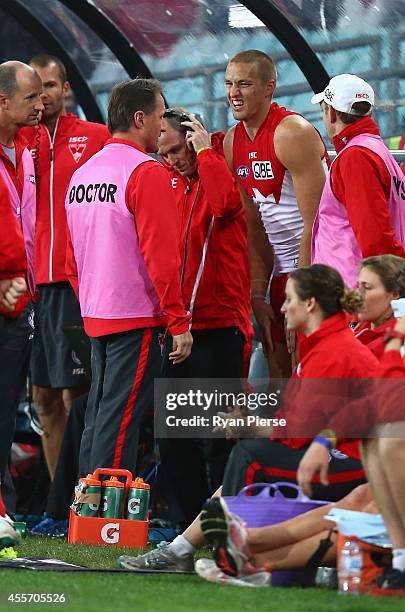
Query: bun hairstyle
289 264 363 317
361 255 405 297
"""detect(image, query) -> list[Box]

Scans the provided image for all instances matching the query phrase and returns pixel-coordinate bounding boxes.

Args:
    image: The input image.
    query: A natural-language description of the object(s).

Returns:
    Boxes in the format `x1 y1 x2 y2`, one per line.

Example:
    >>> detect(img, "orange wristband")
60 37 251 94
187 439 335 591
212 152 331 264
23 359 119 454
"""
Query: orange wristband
196 146 211 156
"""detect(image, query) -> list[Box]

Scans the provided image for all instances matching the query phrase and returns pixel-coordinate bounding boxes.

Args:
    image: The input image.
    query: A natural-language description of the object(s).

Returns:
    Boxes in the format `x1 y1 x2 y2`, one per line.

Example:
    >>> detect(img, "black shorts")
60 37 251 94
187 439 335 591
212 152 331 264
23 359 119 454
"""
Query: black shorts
222 439 366 502
30 282 88 389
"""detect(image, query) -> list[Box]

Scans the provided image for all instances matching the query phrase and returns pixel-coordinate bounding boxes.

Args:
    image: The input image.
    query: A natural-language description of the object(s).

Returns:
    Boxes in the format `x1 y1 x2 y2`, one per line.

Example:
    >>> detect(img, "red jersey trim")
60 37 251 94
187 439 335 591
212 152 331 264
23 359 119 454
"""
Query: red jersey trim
83 315 167 338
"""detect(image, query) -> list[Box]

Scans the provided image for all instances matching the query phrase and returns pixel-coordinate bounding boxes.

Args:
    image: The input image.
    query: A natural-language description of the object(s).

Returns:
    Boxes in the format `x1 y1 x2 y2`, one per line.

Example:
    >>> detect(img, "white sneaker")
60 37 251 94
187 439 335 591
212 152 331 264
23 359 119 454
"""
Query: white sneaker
0 515 21 549
195 558 271 587
201 497 250 577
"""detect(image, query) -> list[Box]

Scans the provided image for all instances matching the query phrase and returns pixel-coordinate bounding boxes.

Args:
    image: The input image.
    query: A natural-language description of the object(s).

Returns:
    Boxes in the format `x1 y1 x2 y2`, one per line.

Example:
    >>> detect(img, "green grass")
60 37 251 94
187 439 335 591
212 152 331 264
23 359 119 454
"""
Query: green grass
0 537 403 611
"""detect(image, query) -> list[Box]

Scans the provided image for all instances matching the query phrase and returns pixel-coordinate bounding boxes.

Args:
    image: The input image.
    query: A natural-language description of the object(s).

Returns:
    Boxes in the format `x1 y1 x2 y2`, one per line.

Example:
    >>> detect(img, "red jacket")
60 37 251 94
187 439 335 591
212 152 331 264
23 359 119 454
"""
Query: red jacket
353 318 396 360
331 118 405 259
273 313 379 459
0 174 26 281
0 134 33 317
21 115 110 284
165 133 252 342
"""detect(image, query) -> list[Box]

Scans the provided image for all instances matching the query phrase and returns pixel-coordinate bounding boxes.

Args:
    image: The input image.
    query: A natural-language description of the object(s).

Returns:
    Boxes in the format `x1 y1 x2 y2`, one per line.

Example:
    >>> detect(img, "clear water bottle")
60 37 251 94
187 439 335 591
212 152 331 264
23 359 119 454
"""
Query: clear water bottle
338 536 362 595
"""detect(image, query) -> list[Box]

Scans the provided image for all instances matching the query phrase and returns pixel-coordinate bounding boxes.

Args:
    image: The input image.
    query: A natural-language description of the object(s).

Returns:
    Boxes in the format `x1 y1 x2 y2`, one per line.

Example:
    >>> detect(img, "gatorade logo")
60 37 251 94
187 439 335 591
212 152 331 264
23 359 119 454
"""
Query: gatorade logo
252 161 274 180
100 523 120 544
128 497 141 515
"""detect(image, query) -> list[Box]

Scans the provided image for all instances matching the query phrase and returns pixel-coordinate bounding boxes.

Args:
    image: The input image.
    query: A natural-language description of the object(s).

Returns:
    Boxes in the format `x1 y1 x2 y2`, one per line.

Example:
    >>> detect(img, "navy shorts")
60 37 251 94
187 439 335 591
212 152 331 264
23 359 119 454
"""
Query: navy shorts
30 282 88 389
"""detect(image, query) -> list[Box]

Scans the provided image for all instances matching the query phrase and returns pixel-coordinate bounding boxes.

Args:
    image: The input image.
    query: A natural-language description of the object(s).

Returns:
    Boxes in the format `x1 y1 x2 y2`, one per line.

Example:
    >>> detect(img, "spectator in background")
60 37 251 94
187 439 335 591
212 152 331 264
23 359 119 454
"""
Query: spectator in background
0 61 43 513
311 74 405 287
65 78 192 477
157 108 252 526
21 54 110 481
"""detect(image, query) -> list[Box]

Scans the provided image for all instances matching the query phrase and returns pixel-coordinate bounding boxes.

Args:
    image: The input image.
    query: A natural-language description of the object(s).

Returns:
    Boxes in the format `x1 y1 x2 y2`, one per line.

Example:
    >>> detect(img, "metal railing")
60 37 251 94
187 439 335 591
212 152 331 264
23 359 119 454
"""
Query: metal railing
328 150 405 163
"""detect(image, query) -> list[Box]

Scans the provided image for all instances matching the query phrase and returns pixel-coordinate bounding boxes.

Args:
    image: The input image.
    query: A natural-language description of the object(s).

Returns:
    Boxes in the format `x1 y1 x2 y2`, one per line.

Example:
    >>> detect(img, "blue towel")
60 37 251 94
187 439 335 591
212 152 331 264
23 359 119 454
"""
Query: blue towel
325 508 391 548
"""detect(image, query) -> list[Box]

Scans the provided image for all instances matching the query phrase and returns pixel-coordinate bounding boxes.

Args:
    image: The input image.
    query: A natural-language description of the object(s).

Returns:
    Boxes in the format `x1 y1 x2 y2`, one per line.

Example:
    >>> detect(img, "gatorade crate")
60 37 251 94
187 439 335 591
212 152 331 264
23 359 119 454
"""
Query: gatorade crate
68 468 149 548
68 511 148 547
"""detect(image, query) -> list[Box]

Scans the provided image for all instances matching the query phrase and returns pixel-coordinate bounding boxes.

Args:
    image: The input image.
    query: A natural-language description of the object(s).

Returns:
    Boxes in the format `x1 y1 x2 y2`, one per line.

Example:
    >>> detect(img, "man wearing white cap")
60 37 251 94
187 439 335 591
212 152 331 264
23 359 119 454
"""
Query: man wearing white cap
311 74 405 287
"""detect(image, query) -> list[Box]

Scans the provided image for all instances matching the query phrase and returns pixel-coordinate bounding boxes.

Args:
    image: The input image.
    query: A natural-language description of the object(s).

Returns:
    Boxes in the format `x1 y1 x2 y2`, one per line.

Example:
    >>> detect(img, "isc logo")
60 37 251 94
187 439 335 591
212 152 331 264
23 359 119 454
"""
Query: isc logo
237 165 250 178
252 161 274 180
69 136 88 143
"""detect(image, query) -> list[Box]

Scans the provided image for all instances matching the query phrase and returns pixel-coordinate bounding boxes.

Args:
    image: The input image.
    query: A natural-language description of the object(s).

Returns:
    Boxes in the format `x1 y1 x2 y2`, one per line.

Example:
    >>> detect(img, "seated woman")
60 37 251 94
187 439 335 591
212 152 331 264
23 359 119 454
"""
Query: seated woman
298 254 405 496
220 264 378 501
354 254 405 357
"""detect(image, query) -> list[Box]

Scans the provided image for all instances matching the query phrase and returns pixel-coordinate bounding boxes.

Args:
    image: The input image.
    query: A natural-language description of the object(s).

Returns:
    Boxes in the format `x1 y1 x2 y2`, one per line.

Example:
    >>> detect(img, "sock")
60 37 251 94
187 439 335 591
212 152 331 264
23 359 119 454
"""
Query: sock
169 535 196 557
392 549 405 572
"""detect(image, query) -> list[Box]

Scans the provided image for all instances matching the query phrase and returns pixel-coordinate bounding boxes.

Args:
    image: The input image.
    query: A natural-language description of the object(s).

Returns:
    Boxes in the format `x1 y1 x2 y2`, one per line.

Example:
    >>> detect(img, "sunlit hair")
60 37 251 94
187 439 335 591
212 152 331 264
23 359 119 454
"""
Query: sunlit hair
0 64 18 96
30 54 67 85
361 255 405 296
108 78 161 134
229 50 277 83
289 264 363 317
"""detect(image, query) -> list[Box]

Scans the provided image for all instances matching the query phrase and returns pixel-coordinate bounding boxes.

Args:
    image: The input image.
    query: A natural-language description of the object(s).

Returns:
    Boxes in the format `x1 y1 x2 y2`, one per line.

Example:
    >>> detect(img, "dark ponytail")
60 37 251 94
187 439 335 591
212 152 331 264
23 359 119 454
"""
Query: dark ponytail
289 264 363 317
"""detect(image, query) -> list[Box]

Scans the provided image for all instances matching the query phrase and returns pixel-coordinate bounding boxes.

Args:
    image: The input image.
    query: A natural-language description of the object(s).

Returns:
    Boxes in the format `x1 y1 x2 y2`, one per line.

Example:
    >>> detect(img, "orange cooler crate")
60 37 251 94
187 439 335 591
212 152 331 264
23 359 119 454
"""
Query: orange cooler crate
68 468 149 547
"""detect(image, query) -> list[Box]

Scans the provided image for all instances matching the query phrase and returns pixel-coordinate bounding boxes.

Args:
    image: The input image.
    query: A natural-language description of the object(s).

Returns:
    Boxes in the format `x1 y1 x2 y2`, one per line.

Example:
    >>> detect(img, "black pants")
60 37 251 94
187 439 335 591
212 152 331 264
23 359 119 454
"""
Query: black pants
0 307 32 497
222 439 366 502
159 327 245 527
46 393 87 520
79 327 163 477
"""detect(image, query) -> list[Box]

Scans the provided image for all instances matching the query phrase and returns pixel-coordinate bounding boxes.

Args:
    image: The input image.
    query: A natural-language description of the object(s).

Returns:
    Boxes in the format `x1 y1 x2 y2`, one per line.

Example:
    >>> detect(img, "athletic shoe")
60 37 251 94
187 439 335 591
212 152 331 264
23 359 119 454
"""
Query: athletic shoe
148 527 180 544
14 514 44 531
30 517 61 536
0 546 17 559
118 541 194 573
0 516 21 549
369 568 405 597
200 497 250 577
46 519 69 538
195 558 270 587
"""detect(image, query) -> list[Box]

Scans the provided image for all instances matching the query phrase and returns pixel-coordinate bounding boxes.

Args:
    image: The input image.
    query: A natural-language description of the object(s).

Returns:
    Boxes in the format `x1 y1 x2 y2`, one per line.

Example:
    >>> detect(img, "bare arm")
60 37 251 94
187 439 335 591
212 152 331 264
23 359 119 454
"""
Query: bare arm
224 128 276 354
275 116 326 267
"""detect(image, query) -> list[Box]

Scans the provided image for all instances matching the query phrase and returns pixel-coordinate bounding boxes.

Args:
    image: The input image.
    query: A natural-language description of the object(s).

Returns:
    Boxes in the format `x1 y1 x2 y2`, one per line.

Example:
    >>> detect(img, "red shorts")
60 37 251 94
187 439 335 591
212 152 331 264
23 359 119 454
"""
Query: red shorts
270 273 288 344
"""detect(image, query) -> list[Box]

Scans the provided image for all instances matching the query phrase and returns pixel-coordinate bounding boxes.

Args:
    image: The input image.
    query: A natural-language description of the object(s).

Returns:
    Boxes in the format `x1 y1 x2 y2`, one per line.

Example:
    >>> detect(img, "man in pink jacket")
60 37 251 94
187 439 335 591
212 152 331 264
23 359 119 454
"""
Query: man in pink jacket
65 78 192 475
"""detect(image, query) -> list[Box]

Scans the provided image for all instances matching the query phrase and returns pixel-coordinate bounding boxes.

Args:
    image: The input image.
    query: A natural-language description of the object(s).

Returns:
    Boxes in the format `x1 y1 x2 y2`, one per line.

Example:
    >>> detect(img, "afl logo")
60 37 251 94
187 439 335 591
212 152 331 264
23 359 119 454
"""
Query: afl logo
237 165 250 178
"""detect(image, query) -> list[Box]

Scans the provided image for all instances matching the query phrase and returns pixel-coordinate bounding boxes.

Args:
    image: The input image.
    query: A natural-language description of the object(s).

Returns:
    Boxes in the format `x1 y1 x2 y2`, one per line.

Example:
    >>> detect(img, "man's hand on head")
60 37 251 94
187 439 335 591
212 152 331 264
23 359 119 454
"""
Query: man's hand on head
182 116 212 153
